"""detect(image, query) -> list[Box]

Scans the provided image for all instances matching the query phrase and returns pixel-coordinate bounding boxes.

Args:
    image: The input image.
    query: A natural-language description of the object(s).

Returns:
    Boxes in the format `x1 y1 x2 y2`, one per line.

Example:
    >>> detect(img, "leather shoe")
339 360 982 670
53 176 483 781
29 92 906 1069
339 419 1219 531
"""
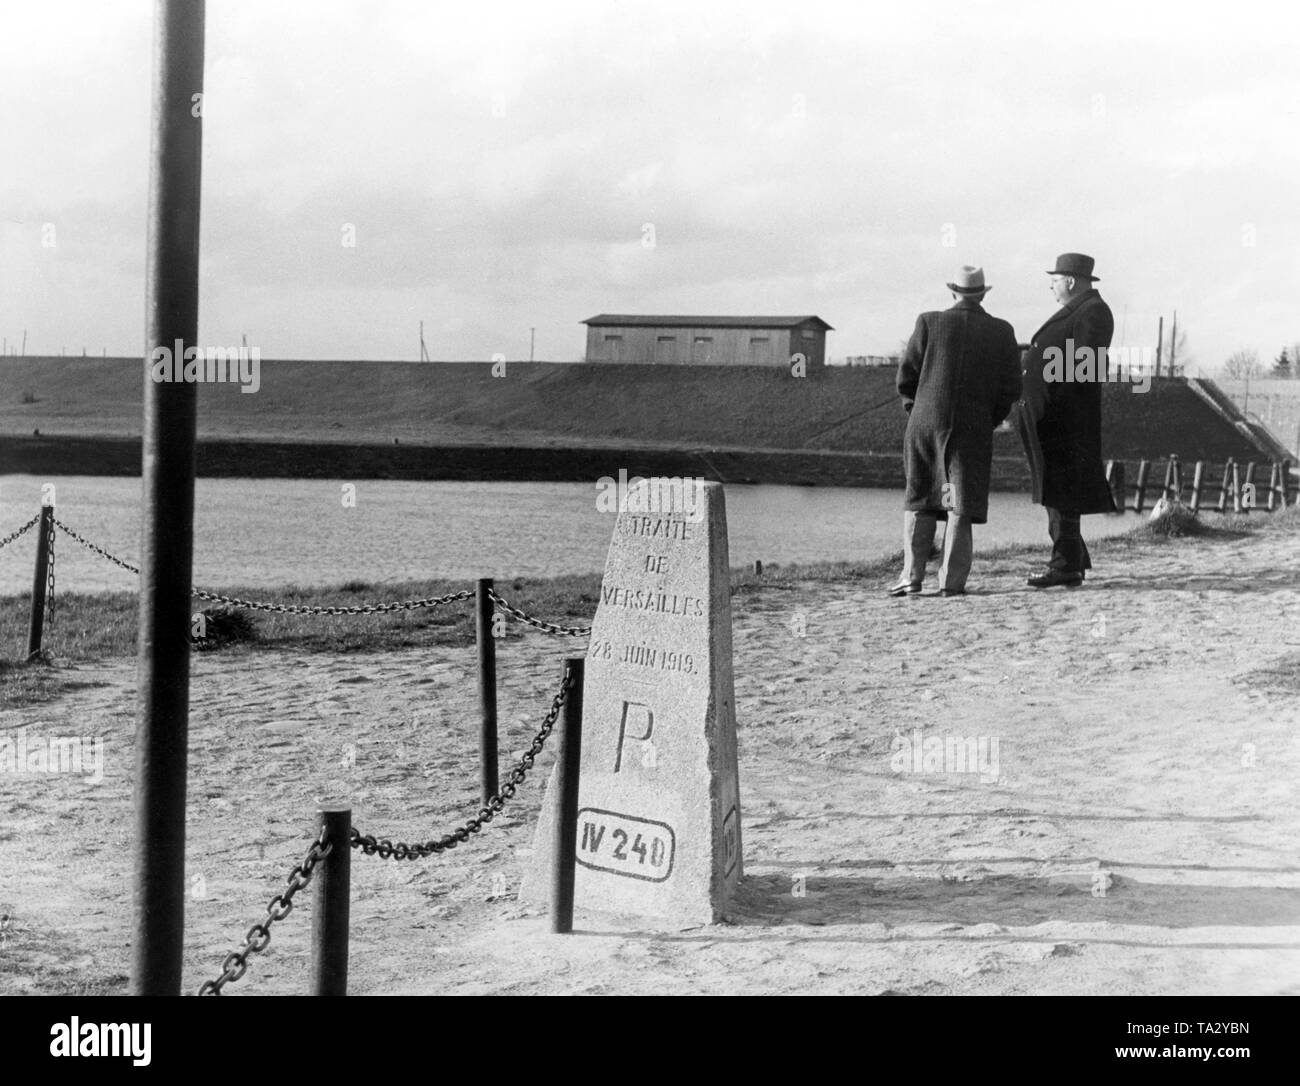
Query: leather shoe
939 588 966 597
886 580 922 597
1027 569 1083 589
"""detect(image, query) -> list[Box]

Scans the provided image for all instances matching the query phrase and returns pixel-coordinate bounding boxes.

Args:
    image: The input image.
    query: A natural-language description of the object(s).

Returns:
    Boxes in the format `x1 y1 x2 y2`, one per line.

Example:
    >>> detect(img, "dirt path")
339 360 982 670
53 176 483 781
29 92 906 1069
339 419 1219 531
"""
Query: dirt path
3 518 1298 995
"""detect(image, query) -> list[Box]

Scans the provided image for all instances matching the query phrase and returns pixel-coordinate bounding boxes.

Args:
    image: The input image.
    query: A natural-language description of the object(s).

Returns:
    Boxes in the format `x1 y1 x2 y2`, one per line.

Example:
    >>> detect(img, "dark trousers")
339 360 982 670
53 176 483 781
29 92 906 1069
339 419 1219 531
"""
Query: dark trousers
1047 507 1091 573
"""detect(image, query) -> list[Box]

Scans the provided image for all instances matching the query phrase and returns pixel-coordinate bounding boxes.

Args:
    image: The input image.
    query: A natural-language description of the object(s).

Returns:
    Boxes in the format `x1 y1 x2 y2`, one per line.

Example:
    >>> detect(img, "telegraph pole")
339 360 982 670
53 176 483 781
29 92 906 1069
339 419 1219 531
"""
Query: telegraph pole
133 0 205 996
530 327 536 362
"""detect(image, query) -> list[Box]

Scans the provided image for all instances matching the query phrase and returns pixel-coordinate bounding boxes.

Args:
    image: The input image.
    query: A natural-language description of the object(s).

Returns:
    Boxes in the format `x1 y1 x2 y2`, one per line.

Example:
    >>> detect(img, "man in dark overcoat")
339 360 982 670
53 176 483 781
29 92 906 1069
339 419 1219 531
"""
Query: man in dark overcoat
890 265 1022 596
1015 252 1116 588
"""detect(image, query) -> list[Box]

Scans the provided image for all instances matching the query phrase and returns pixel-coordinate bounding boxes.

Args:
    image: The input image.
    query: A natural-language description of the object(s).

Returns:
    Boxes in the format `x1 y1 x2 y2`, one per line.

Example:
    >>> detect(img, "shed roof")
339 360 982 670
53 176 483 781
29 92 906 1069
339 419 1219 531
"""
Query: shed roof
583 314 833 331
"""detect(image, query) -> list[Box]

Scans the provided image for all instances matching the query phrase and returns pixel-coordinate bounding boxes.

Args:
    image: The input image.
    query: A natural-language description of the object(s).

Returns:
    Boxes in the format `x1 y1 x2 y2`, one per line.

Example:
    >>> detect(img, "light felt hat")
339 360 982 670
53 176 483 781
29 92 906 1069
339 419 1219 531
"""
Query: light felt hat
947 265 989 294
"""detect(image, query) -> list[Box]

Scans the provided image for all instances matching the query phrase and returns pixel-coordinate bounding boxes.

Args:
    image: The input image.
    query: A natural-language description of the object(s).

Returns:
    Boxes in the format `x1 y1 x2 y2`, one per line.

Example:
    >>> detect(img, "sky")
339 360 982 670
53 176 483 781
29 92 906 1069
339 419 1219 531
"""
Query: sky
2 0 1298 368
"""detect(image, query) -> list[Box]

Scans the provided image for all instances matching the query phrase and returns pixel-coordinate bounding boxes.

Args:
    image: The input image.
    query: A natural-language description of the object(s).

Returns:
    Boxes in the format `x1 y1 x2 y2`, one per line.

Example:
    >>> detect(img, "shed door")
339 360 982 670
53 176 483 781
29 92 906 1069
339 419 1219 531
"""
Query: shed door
655 335 677 363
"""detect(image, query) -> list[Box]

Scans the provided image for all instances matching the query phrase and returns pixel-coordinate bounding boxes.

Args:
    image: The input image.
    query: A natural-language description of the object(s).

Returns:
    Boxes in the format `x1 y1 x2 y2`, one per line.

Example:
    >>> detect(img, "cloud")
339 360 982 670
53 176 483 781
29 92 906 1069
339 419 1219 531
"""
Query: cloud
2 0 1299 368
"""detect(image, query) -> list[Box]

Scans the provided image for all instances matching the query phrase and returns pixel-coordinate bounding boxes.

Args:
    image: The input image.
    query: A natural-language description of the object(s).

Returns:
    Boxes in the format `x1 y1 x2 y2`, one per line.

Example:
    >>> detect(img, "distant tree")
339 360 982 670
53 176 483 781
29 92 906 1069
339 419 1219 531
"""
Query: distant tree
1272 347 1293 378
1221 347 1264 380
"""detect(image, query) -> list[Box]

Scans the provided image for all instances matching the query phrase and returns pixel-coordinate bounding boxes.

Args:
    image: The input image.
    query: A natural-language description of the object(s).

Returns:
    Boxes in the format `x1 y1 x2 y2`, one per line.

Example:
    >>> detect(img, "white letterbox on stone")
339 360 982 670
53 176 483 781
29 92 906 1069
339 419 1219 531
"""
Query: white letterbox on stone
523 477 742 927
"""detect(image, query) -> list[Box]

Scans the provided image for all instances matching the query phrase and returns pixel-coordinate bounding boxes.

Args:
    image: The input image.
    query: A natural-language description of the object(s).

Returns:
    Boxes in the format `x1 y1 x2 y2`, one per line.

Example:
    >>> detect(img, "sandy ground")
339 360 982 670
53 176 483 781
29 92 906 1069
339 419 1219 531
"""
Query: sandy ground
2 516 1299 996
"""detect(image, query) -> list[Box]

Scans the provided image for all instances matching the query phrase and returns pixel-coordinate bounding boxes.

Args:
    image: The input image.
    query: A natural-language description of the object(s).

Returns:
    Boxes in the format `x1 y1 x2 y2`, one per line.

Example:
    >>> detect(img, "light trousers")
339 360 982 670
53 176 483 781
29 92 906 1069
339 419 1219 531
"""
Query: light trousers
901 511 973 592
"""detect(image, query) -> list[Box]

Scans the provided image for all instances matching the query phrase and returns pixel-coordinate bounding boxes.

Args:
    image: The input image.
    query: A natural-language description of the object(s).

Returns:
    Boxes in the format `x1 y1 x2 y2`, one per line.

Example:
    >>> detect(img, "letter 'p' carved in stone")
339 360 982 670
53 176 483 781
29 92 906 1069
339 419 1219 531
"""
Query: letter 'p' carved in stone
522 479 743 927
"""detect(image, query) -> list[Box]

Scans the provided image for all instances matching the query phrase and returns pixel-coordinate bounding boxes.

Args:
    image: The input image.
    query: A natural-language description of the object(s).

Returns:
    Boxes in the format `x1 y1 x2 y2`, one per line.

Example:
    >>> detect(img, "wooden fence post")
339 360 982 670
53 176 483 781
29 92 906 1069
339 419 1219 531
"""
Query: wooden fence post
1133 460 1150 513
1189 461 1205 514
1217 459 1234 513
1110 461 1126 513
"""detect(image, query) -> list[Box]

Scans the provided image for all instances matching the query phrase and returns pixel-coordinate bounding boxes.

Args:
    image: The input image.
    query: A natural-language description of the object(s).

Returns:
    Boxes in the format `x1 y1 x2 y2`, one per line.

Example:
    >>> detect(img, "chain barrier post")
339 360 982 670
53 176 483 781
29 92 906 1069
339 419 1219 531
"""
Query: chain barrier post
1266 462 1279 513
551 657 585 934
1282 459 1293 508
26 504 54 660
311 802 351 997
1111 461 1126 513
476 577 499 807
133 0 205 997
1242 462 1256 514
1190 461 1205 514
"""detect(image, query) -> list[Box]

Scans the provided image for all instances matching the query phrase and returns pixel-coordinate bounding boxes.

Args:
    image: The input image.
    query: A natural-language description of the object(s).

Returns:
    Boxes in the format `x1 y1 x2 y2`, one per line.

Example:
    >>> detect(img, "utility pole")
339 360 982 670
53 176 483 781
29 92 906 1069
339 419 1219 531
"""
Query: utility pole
419 320 430 362
1169 311 1177 376
21 329 26 356
530 327 535 362
1155 316 1163 379
133 0 205 997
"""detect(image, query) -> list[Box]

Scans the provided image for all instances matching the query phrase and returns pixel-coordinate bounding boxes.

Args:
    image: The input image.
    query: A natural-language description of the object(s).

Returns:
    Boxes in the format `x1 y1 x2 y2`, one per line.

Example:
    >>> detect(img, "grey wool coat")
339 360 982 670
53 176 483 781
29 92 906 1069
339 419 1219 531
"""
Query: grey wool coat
897 298 1022 523
1016 289 1117 514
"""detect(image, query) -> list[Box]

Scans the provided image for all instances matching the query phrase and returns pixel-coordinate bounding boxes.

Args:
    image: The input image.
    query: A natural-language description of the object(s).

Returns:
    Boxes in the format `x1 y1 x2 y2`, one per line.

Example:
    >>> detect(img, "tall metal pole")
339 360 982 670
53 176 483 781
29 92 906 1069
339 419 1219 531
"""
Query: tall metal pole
133 0 204 996
1154 316 1163 379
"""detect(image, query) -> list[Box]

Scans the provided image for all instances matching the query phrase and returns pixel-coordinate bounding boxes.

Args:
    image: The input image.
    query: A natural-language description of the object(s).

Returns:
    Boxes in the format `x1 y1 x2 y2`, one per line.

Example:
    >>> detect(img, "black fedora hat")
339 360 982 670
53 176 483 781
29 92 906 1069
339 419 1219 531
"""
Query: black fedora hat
1046 253 1099 281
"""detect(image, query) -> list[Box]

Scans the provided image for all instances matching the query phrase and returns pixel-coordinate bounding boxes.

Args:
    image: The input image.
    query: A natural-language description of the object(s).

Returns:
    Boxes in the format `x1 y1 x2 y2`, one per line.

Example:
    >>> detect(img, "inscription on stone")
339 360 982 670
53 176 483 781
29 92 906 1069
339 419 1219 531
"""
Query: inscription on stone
576 808 676 883
522 479 743 926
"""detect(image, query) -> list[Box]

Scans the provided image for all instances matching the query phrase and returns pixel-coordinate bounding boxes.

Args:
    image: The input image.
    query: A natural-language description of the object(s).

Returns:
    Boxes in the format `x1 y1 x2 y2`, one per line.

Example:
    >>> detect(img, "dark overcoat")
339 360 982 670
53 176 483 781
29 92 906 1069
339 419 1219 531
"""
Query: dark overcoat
897 298 1021 524
1016 289 1116 513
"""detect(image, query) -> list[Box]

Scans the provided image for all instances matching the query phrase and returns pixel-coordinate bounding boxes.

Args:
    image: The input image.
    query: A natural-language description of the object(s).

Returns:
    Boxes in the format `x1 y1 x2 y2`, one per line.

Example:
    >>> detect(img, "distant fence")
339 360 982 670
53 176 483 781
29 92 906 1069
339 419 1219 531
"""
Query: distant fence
1104 455 1294 514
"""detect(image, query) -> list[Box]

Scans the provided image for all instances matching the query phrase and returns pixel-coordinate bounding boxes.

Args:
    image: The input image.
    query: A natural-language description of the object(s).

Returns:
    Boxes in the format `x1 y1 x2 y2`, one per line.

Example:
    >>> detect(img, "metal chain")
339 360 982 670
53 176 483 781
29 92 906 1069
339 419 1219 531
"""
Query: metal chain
0 514 40 551
488 588 591 637
351 666 575 859
52 516 474 615
51 517 140 574
191 586 474 616
196 825 334 996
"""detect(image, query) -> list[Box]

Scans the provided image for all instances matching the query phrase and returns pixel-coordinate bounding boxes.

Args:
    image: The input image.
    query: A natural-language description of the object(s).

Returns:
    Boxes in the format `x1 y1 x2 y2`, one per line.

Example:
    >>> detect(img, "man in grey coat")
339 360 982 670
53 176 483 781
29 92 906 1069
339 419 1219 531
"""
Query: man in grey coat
890 266 1022 597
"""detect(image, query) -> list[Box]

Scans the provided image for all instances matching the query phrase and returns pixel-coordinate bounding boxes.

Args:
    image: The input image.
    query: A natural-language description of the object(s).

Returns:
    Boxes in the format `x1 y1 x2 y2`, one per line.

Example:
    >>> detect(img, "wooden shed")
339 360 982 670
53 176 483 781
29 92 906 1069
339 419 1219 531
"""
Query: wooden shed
581 315 832 367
